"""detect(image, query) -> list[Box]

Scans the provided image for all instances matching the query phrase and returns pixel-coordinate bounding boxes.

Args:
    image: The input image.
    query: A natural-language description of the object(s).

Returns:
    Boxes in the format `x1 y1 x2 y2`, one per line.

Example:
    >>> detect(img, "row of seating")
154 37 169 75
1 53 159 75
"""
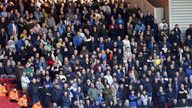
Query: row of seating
0 96 20 108
0 78 22 97
0 78 16 84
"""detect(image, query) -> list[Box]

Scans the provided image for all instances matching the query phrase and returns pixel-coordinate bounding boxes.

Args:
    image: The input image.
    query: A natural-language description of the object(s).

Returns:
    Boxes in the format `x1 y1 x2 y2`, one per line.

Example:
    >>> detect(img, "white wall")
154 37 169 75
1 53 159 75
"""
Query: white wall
169 0 192 40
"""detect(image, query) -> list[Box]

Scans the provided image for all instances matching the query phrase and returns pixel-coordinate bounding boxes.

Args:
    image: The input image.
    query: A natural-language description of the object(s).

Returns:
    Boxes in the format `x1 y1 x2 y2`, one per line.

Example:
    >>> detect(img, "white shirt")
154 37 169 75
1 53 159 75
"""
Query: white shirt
12 24 17 35
7 40 15 49
141 95 148 105
21 76 30 88
159 23 168 30
104 75 113 85
189 89 192 99
123 39 131 48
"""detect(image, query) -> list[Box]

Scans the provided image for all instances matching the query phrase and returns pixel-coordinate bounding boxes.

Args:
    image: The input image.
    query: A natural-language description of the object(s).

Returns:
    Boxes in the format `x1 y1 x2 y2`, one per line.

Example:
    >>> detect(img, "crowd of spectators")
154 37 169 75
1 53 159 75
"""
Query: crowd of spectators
0 0 192 108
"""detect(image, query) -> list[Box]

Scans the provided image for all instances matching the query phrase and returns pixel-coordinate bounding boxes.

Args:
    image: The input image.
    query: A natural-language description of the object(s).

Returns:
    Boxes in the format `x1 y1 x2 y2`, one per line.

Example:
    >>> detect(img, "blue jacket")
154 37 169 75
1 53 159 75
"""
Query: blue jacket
116 88 126 100
52 88 63 104
186 67 192 77
99 42 105 50
129 95 137 107
57 24 66 35
7 23 18 36
73 35 83 47
116 18 125 27
135 23 145 33
117 41 124 49
116 72 123 81
16 39 25 51
97 96 103 105
43 80 53 88
62 95 70 107
157 91 166 102
38 62 47 70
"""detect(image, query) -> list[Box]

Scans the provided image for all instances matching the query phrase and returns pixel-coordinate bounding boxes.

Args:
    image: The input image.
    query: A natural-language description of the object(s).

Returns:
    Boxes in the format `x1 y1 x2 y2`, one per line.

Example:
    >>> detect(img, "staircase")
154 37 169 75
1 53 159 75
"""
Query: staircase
147 0 169 23
169 0 192 39
0 78 22 108
0 96 20 108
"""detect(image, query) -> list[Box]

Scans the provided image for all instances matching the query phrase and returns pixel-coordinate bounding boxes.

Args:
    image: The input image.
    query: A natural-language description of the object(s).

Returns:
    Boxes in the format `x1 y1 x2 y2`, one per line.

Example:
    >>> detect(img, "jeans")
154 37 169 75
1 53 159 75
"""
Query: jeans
167 99 174 108
159 102 166 108
32 94 39 104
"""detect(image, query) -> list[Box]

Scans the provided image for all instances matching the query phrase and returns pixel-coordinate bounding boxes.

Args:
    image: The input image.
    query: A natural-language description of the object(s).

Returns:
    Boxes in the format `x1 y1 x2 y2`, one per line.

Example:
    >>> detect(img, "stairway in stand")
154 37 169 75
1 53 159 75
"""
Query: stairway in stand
0 96 20 108
0 78 21 108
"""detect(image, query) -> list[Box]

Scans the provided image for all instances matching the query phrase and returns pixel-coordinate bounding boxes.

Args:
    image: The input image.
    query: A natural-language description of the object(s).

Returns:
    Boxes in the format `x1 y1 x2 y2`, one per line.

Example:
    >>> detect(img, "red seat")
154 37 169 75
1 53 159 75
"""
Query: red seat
0 96 20 108
0 78 16 84
5 84 16 92
17 90 22 97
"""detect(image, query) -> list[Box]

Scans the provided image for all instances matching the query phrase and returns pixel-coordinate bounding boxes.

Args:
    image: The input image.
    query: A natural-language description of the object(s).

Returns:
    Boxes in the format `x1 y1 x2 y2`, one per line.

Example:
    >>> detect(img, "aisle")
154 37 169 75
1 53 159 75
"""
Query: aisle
0 96 20 108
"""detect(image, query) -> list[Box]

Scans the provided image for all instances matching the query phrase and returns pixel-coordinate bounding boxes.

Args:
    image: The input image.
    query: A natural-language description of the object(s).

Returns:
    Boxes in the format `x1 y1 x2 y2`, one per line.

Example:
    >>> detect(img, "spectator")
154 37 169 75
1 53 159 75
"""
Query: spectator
104 70 113 85
186 65 192 77
103 84 113 105
41 84 52 108
9 88 19 102
173 24 181 43
128 91 137 108
28 78 40 104
84 99 93 108
135 20 145 33
141 91 148 108
96 77 105 94
7 19 18 36
21 72 30 95
18 94 28 108
57 20 66 36
157 86 167 108
166 83 176 108
32 100 43 108
145 11 154 27
116 84 126 101
62 91 71 108
73 32 83 52
52 84 63 108
159 18 168 30
186 24 192 37
0 83 7 97
123 35 132 62
88 83 99 101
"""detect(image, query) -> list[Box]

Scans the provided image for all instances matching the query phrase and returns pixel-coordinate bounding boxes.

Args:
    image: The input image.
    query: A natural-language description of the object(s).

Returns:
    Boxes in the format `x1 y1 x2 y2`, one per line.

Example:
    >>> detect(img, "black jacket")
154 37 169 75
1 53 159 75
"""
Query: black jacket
186 28 192 36
157 91 166 102
166 88 176 100
41 87 52 106
28 83 40 96
52 88 63 105
62 95 70 107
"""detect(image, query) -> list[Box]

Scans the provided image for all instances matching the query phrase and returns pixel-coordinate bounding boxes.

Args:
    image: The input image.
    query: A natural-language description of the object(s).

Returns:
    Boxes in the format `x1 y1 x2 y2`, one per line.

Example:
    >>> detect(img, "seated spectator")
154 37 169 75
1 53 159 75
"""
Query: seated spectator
9 88 19 102
0 82 7 96
32 100 43 108
18 94 28 108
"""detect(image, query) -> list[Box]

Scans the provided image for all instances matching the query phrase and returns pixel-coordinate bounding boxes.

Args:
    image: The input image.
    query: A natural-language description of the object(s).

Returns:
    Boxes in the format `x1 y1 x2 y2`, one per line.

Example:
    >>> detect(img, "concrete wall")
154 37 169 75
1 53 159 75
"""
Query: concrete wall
127 0 155 15
147 0 169 23
127 0 164 24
